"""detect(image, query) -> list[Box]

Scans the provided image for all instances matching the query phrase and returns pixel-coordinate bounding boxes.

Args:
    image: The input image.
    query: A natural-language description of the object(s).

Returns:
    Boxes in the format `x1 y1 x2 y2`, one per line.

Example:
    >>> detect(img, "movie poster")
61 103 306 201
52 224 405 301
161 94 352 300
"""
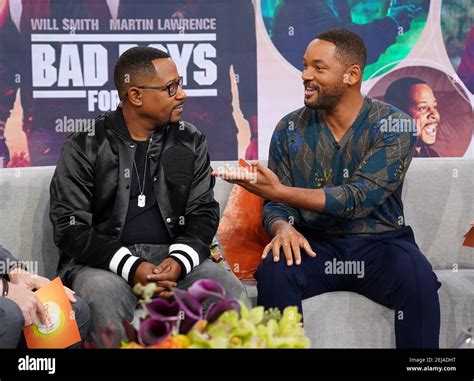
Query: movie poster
0 0 472 167
0 0 258 167
257 0 473 159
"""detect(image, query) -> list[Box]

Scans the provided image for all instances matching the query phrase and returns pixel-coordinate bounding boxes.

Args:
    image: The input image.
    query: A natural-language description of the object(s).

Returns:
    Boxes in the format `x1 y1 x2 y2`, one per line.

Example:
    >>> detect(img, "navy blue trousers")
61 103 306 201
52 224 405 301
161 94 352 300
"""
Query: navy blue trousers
255 226 441 348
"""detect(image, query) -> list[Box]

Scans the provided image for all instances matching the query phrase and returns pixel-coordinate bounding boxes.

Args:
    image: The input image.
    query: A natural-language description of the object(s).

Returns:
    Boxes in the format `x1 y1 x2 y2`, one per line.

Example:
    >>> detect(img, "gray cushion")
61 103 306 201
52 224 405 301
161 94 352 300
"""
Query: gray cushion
0 166 57 279
302 292 395 348
402 159 474 270
242 280 396 349
437 269 474 348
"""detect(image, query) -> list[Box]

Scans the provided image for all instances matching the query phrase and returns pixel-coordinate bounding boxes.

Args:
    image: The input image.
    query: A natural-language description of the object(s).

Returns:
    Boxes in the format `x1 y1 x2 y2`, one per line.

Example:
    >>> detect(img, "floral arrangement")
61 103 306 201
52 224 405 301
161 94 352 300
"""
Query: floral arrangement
111 279 310 349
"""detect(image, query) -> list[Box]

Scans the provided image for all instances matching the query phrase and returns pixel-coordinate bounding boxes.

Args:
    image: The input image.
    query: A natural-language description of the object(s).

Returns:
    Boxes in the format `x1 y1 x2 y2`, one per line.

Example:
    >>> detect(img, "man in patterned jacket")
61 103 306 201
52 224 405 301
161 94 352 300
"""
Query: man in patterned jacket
214 29 441 348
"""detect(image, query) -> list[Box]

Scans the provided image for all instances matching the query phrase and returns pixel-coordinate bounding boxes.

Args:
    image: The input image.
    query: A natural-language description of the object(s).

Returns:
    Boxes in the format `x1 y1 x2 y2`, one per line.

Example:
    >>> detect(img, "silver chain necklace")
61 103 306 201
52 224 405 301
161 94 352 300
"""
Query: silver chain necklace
132 136 153 208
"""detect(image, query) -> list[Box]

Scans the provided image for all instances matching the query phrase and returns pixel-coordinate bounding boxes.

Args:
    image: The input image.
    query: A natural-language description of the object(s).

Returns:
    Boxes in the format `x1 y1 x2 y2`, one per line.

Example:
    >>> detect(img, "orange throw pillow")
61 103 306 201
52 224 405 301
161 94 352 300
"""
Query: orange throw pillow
217 185 271 280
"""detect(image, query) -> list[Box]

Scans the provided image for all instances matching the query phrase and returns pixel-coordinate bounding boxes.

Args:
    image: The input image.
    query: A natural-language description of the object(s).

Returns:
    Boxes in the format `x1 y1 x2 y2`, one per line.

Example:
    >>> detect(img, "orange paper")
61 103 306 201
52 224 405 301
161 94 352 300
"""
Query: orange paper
23 277 81 348
463 227 474 248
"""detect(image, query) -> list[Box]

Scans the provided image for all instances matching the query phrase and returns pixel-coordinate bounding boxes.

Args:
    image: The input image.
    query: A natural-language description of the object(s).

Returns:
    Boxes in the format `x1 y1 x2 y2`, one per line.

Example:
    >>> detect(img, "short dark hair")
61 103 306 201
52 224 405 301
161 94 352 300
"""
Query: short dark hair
315 29 367 70
114 46 170 99
384 77 427 113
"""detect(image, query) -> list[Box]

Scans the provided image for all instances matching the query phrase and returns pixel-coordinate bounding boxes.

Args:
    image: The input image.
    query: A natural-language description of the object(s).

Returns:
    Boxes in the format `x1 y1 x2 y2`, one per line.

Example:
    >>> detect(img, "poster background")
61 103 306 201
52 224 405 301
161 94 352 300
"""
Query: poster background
0 0 257 166
0 0 473 167
368 65 472 157
257 0 473 160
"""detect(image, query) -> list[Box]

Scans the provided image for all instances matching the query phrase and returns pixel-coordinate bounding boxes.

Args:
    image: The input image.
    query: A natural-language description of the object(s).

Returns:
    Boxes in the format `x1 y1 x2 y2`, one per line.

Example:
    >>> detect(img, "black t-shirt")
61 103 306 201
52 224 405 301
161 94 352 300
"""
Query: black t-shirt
120 139 171 245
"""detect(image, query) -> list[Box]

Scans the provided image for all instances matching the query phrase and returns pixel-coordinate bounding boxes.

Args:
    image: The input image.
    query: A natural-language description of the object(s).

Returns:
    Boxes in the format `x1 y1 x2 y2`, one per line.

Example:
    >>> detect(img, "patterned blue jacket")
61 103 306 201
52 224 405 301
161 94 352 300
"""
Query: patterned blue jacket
263 97 417 237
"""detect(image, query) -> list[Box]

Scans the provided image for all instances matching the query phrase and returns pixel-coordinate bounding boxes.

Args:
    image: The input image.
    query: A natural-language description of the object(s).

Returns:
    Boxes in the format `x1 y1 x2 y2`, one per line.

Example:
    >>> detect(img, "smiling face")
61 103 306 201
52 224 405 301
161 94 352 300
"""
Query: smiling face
302 39 348 110
408 84 440 145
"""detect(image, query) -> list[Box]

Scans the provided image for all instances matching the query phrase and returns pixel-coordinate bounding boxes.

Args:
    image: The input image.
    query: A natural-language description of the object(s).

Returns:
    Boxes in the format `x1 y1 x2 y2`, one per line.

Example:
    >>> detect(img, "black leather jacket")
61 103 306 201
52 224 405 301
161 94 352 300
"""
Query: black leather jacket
50 109 219 283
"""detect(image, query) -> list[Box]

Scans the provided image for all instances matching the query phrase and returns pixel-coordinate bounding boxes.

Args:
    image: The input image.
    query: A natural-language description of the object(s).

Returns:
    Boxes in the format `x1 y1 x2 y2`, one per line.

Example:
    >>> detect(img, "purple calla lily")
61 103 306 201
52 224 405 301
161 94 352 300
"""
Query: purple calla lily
139 317 172 346
145 299 180 322
178 314 200 335
173 288 203 334
188 279 226 303
205 298 241 324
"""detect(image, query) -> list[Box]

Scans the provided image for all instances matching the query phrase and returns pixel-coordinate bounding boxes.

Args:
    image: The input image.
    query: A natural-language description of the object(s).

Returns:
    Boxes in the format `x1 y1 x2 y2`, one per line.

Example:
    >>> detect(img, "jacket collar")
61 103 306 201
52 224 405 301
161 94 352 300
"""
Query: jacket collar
108 107 168 142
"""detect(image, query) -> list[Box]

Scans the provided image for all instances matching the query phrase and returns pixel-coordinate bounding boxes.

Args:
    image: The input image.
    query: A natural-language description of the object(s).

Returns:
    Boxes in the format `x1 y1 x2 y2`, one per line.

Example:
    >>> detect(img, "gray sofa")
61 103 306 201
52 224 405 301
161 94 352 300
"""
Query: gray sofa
0 158 473 348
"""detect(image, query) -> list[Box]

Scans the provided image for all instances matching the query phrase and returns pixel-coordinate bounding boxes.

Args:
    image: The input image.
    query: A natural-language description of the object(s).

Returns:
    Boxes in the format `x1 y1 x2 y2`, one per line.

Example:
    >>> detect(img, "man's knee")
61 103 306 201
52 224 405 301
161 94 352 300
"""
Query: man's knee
72 268 136 321
0 297 25 348
182 260 247 301
73 268 132 301
217 267 247 301
255 253 300 286
390 248 440 293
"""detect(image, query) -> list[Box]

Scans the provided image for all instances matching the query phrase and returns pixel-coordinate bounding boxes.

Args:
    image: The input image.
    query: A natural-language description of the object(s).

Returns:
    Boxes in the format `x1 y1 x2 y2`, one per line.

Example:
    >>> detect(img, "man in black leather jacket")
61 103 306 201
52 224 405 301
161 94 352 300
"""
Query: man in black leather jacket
49 46 246 343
